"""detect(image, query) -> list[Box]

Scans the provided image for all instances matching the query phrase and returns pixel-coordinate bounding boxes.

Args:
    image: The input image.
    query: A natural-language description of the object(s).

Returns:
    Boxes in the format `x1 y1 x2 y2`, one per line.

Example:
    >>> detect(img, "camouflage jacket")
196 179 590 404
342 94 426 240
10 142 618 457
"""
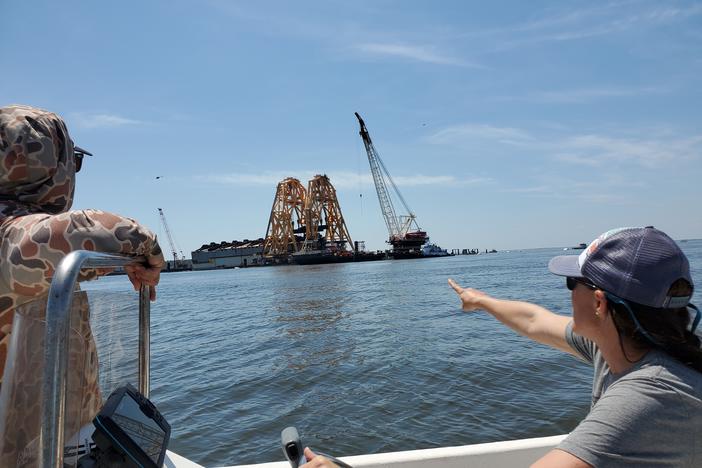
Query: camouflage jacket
0 104 164 383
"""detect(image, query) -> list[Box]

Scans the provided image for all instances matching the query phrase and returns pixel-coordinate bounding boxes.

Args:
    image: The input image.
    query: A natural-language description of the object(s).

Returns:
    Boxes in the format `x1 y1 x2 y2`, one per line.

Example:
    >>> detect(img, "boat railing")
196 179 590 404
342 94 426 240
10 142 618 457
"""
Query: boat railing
40 250 150 468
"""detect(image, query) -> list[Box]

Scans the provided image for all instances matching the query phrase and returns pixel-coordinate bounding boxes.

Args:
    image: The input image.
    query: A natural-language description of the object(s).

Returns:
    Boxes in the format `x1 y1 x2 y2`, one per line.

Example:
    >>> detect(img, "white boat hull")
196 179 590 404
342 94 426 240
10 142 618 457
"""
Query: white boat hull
168 434 566 468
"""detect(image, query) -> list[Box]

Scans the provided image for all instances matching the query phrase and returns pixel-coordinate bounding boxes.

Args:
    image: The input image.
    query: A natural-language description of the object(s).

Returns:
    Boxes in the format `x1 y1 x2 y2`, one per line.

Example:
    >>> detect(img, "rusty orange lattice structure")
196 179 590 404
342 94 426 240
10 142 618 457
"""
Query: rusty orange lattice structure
264 175 353 258
302 174 353 252
263 177 307 257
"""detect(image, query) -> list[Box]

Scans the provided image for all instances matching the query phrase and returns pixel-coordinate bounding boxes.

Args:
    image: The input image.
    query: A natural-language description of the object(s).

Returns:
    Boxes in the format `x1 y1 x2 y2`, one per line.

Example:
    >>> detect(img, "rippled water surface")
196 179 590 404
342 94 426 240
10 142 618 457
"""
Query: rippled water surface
83 240 702 466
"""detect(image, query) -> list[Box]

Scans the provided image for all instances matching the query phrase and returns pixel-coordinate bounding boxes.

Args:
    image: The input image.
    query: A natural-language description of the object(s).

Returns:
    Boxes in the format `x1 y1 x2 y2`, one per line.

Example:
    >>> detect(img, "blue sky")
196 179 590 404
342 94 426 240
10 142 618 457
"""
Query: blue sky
3 1 701 254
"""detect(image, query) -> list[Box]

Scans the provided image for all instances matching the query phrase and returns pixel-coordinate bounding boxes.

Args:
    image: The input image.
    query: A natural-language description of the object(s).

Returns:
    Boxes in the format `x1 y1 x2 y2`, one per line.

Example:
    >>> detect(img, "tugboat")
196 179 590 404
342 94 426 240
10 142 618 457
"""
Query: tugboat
422 242 452 257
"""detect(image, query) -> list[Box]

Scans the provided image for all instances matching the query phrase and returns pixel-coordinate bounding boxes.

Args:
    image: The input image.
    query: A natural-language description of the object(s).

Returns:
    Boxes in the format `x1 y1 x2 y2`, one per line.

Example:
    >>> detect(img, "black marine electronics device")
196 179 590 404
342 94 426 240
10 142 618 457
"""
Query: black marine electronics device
90 384 171 468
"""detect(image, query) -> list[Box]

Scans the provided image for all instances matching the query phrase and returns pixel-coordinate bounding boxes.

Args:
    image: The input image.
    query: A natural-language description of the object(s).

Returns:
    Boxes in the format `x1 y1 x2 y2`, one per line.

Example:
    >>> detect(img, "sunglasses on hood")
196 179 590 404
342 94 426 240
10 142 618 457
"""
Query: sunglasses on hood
73 145 93 173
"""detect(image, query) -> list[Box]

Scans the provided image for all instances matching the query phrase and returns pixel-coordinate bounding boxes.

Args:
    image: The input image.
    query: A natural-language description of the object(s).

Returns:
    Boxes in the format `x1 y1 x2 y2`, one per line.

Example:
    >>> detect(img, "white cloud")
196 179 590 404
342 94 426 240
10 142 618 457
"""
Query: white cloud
498 175 641 204
465 2 702 52
70 112 144 129
429 120 701 169
207 3 485 68
197 170 488 188
538 3 702 39
353 42 483 68
393 174 492 187
556 133 702 168
428 124 534 145
480 130 698 204
500 185 552 194
579 193 630 203
552 153 605 167
198 171 295 186
559 134 690 168
497 85 670 103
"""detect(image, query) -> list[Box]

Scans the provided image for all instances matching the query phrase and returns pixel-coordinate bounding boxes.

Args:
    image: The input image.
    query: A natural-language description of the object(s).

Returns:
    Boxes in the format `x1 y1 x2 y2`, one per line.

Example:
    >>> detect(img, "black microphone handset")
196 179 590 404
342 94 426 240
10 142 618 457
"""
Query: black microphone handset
77 383 171 468
281 426 307 468
281 426 353 468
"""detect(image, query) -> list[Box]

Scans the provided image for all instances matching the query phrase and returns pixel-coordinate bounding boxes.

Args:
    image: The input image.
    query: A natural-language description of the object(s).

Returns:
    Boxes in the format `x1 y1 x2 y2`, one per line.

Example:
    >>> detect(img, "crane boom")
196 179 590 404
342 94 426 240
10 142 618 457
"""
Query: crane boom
355 112 427 258
158 208 181 265
355 112 403 238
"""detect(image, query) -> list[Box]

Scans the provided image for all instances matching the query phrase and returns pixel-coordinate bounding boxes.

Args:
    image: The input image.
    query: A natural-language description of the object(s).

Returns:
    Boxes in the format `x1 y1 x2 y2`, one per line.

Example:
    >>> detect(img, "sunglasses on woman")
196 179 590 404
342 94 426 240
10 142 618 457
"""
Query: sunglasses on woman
566 277 598 291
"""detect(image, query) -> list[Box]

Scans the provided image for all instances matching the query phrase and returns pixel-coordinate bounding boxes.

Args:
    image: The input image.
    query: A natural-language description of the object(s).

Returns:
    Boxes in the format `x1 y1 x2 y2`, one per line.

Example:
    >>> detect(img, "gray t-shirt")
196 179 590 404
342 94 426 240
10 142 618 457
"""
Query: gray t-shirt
558 322 702 467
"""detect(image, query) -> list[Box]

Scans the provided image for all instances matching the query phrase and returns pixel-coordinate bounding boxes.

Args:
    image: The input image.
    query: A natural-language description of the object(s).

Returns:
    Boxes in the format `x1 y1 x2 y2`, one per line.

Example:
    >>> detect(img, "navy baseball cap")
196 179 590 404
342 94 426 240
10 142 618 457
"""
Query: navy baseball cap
548 227 694 309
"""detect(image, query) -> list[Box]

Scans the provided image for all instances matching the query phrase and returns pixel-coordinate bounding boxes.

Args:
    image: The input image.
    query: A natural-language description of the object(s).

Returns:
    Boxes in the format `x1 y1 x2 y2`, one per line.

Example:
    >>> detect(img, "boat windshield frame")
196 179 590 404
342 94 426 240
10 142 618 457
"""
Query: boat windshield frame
40 250 150 468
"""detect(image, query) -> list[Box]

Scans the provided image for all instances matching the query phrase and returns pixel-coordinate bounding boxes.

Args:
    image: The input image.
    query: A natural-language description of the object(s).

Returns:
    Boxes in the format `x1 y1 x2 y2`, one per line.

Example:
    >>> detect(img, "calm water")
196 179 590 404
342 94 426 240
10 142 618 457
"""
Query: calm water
83 240 702 467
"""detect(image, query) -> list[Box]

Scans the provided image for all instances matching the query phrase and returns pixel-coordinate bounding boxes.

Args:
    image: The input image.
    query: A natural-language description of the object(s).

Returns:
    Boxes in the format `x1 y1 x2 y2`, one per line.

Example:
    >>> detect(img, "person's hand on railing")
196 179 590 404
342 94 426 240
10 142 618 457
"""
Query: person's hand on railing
125 253 165 301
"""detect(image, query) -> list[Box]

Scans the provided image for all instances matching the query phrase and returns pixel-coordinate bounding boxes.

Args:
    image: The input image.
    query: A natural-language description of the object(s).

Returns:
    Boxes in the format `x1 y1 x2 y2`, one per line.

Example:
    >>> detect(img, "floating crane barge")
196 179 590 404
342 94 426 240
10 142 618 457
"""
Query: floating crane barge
259 114 437 264
355 112 429 259
262 175 385 264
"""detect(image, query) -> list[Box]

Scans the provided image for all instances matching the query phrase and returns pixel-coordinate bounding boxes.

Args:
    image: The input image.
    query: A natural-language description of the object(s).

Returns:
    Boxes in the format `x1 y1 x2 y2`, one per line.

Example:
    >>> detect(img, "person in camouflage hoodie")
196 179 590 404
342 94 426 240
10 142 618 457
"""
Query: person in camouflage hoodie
0 104 165 464
0 104 165 382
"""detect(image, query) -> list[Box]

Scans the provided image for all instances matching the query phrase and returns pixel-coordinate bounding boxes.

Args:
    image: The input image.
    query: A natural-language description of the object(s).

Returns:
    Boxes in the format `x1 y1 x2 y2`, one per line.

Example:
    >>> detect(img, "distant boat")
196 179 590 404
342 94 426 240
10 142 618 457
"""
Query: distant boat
569 243 587 250
422 243 452 257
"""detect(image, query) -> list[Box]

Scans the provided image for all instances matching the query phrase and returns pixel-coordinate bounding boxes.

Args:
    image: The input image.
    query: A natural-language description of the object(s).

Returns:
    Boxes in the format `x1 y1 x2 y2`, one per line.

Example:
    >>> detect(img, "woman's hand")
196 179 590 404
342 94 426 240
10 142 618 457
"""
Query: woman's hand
448 278 489 312
300 447 340 468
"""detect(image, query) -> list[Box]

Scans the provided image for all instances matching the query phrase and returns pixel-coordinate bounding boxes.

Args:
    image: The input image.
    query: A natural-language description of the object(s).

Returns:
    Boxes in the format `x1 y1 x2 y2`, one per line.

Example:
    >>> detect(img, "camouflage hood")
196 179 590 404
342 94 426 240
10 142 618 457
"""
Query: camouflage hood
0 105 77 221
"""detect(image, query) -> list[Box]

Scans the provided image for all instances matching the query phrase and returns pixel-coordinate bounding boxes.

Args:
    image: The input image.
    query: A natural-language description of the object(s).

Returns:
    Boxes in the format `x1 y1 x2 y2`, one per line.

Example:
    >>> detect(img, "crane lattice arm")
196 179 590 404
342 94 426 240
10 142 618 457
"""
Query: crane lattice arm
158 208 181 264
355 112 419 239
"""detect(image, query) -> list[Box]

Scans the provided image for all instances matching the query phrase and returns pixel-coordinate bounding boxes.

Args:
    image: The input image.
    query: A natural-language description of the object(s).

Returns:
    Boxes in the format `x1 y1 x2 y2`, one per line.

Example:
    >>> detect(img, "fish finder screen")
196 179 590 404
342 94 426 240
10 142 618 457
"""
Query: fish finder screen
112 393 166 464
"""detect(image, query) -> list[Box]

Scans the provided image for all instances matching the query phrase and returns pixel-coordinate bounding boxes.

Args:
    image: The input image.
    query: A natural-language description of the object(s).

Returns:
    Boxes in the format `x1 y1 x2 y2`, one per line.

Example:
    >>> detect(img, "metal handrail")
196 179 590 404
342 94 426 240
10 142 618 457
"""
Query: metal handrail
40 251 150 468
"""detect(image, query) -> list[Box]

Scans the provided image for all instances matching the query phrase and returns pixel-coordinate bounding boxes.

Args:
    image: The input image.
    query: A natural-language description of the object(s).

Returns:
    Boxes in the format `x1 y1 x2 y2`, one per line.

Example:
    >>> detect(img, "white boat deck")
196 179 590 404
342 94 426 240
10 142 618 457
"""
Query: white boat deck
167 434 567 468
